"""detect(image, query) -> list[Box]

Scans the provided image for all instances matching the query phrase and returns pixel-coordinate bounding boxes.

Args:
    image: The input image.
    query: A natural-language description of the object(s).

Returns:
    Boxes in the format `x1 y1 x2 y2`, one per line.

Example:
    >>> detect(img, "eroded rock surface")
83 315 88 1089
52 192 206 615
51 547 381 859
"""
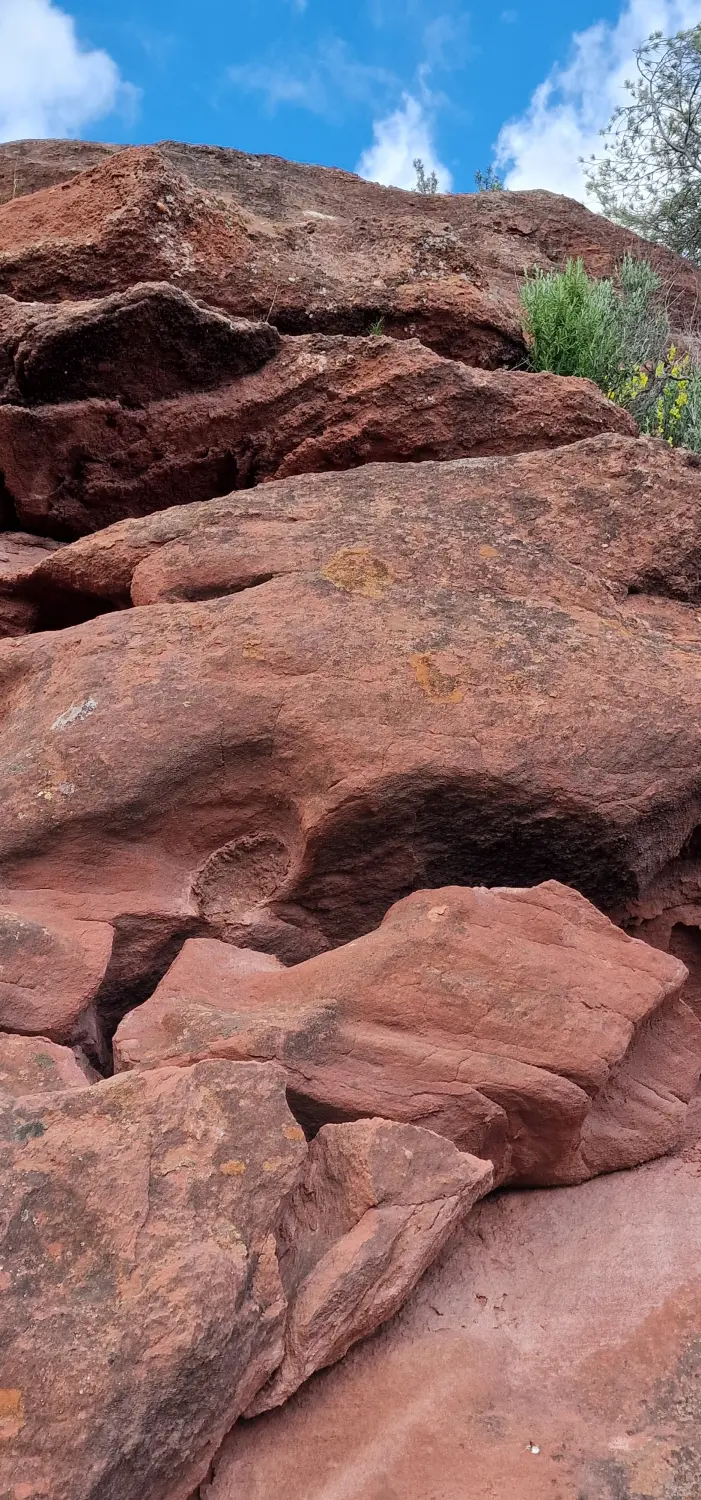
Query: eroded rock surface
0 529 63 635
1 143 699 363
0 1056 490 1500
114 882 699 1187
0 320 632 538
4 437 701 982
0 283 280 408
0 1032 91 1096
203 1099 701 1500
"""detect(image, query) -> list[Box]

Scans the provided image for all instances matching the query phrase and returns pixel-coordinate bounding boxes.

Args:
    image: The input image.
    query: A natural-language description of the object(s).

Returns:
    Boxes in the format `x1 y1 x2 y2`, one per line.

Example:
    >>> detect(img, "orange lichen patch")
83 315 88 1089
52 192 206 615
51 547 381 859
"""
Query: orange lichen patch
282 1124 305 1142
479 544 498 558
321 548 392 599
262 1157 284 1173
242 637 265 660
0 1390 24 1440
220 1159 247 1176
410 653 463 704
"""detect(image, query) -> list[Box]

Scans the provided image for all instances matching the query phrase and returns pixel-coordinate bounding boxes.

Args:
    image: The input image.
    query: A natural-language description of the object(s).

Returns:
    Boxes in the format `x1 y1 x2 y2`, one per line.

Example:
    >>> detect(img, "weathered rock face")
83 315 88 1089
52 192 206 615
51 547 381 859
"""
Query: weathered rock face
0 138 118 204
0 283 280 408
203 1099 701 1500
1 142 699 365
246 1118 493 1416
113 882 699 1188
4 436 701 989
0 309 632 538
0 1032 91 1096
0 1055 490 1500
0 901 113 1050
0 529 63 634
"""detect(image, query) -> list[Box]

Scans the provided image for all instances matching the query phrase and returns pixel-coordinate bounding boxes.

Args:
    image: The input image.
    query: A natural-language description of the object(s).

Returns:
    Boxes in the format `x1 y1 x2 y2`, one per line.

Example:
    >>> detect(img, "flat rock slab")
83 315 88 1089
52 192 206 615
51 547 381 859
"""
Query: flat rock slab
204 1102 701 1500
114 881 700 1187
0 326 632 538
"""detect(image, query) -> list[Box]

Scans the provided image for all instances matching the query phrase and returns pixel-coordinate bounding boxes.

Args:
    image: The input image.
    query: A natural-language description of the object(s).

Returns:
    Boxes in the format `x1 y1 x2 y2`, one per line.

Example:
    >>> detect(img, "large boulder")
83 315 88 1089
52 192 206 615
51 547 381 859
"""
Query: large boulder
0 317 632 538
2 435 701 976
0 143 699 364
203 1097 701 1500
113 881 700 1188
0 1055 489 1500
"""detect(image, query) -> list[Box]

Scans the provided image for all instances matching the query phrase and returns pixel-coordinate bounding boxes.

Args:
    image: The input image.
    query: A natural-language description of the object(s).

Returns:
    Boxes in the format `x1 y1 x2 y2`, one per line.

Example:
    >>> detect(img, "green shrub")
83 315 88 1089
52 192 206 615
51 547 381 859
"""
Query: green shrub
520 258 622 388
520 253 701 450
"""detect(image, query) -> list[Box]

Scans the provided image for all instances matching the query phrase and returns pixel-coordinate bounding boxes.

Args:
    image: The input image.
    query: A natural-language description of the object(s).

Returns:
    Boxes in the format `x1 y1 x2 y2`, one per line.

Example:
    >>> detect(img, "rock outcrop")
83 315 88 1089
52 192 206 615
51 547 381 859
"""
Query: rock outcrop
113 882 699 1188
0 290 631 538
3 437 701 1004
0 1055 490 1500
204 1098 701 1500
2 132 701 1500
1 142 700 363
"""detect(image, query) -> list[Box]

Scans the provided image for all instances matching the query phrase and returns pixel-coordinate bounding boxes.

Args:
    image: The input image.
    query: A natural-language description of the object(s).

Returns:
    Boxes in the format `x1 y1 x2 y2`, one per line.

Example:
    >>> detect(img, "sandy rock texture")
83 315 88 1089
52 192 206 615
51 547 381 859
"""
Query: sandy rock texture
2 132 701 1500
114 881 700 1187
0 285 632 538
0 1056 489 1500
203 1101 701 1500
1 142 700 364
4 437 701 1024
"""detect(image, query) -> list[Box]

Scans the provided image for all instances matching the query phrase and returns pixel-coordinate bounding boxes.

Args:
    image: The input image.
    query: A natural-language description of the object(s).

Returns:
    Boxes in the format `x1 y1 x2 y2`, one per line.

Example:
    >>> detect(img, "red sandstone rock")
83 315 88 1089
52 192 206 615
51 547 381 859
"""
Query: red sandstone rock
203 1097 701 1500
5 437 701 992
0 138 118 204
0 326 633 538
0 529 63 635
0 1058 307 1500
113 882 699 1188
246 1118 493 1416
0 283 279 409
0 1032 91 1096
1 143 698 365
0 1055 491 1500
0 901 113 1051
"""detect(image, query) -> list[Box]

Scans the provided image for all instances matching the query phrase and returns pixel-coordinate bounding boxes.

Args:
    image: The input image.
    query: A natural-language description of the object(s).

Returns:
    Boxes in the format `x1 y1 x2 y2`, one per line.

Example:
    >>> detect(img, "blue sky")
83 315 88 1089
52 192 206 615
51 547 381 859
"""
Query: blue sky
3 0 701 199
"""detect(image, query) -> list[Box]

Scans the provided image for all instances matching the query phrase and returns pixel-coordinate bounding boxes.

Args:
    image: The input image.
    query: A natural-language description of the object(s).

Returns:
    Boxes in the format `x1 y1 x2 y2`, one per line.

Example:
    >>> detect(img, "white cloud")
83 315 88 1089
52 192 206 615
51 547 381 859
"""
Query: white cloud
495 0 701 200
356 93 453 190
0 0 135 142
229 40 396 118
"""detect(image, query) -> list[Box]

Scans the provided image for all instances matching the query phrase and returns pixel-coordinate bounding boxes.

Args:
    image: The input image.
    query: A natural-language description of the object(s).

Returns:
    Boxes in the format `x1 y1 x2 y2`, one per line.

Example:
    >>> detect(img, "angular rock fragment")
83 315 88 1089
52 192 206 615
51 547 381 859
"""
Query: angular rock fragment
0 1032 91 1096
0 325 633 537
114 881 700 1187
203 1107 701 1500
246 1118 492 1416
0 903 113 1051
0 282 280 408
0 1056 491 1500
